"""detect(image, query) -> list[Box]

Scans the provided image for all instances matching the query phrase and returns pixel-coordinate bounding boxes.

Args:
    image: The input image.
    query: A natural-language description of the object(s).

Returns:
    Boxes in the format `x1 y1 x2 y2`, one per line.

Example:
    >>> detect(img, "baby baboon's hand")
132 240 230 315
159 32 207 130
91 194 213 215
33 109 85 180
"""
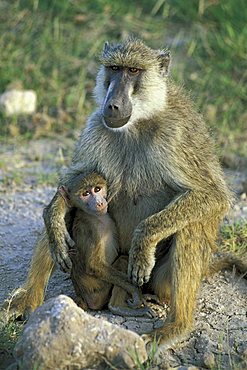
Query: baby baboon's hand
128 222 156 286
49 228 75 273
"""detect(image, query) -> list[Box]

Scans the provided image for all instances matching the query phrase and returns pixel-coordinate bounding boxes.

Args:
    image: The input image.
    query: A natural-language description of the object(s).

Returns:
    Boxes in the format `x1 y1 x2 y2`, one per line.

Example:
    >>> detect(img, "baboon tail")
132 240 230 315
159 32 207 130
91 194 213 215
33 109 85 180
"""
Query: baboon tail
208 253 247 278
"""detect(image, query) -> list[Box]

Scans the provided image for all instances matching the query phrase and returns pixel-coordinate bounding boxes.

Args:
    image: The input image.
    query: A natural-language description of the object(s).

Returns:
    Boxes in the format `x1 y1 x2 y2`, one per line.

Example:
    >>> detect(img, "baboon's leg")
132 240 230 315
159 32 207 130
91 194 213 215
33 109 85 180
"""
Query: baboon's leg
150 225 210 345
1 231 54 320
74 296 89 311
108 256 155 318
70 255 113 311
71 273 111 311
88 262 143 308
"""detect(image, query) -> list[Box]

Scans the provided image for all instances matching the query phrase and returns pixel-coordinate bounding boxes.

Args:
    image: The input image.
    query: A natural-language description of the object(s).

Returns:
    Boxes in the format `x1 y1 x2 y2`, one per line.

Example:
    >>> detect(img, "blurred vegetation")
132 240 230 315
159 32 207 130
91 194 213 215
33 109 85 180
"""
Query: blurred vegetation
0 0 246 166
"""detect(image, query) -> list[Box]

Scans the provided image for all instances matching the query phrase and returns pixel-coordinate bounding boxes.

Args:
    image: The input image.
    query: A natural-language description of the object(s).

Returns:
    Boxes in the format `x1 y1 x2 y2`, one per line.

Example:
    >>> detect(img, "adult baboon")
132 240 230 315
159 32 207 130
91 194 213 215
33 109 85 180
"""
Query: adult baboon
1 39 236 344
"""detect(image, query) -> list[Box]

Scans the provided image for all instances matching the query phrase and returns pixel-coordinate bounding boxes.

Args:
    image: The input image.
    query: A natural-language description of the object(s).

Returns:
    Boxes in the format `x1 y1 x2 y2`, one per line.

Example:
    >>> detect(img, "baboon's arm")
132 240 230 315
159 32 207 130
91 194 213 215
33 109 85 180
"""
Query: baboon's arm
43 192 75 273
128 189 230 286
86 258 143 308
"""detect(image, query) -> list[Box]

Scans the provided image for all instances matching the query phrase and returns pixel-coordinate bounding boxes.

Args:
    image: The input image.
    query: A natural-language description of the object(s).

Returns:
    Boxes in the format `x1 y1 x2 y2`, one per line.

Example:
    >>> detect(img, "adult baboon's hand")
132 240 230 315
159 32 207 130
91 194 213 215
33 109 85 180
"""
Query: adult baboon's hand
128 221 156 286
49 227 75 273
43 191 74 273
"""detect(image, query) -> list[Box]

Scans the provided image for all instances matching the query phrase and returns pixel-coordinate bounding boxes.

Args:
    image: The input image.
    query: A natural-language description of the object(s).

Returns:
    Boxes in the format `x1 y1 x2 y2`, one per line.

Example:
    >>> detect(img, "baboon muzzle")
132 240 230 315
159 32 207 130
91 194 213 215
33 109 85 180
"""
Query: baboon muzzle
103 79 132 128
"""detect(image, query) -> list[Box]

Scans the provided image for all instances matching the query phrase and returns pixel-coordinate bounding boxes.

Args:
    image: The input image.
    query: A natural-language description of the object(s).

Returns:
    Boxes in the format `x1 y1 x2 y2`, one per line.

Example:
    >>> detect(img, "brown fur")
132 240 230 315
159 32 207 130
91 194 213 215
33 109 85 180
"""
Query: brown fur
61 172 150 316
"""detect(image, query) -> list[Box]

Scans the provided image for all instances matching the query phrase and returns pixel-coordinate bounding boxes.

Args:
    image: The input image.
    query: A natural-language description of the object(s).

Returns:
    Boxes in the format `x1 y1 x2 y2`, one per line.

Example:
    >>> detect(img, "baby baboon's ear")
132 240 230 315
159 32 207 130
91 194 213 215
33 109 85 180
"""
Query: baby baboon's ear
58 185 71 207
157 50 171 77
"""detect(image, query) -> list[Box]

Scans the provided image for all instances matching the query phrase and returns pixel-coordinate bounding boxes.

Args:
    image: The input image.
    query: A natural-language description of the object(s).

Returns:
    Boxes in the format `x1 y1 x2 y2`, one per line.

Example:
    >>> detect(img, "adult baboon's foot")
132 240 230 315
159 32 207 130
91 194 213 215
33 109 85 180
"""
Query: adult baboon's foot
108 304 156 318
142 321 190 351
0 287 43 324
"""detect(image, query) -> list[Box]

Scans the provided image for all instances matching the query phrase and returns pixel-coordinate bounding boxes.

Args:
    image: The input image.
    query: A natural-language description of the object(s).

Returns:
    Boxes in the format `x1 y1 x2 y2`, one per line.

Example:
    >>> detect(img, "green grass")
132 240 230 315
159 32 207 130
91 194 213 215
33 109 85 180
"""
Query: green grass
0 0 246 166
131 335 158 369
220 221 247 256
0 321 24 368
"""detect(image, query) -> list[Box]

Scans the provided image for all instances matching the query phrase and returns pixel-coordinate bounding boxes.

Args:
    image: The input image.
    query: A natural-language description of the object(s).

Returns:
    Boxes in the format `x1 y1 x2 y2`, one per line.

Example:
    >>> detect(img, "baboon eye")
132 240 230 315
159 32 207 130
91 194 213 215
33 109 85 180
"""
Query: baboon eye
94 186 101 193
82 191 90 197
129 67 140 74
110 66 119 71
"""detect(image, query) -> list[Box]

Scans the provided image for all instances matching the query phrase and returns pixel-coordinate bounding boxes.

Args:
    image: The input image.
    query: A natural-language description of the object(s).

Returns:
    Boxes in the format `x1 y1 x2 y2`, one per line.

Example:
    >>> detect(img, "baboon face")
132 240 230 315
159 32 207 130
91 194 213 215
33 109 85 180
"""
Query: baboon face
72 183 108 216
102 66 142 128
95 39 171 129
58 173 108 216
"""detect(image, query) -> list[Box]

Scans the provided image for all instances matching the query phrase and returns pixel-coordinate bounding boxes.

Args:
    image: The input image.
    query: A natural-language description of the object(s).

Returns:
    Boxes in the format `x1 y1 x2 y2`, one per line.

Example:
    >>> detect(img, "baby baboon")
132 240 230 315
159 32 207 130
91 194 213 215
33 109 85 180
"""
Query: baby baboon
57 172 152 316
2 38 246 346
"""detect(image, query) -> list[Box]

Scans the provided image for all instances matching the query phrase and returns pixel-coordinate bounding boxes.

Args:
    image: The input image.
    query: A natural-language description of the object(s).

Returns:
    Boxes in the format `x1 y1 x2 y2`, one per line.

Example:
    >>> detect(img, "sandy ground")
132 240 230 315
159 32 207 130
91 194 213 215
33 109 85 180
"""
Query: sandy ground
0 139 246 369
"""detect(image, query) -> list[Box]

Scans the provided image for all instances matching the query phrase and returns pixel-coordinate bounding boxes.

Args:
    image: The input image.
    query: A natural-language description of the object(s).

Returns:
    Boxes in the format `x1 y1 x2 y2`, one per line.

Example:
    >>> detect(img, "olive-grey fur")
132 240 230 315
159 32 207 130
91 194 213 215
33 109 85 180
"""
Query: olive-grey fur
1 38 235 347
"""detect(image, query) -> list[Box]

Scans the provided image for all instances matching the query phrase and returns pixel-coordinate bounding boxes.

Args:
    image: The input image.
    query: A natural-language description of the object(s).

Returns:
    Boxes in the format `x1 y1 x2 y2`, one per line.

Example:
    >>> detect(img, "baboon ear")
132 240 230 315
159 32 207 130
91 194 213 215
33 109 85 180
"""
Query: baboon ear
157 50 171 76
103 41 110 53
58 186 72 208
58 186 70 200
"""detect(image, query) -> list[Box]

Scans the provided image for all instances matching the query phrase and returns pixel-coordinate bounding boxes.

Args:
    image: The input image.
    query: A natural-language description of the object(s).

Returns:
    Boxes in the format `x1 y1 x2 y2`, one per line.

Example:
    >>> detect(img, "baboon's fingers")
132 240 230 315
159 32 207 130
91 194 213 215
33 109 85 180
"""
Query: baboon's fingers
141 307 156 319
52 230 74 272
142 294 161 305
128 239 155 286
68 248 77 257
128 263 153 286
0 304 25 325
65 232 75 248
108 304 155 318
126 290 142 308
132 306 156 318
51 247 72 273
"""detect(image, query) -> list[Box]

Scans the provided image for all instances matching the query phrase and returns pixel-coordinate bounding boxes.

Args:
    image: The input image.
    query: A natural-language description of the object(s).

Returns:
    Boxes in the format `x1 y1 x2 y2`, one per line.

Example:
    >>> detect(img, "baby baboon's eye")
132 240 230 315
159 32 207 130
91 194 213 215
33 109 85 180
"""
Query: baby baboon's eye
82 190 90 197
129 67 140 74
110 66 119 71
94 186 101 193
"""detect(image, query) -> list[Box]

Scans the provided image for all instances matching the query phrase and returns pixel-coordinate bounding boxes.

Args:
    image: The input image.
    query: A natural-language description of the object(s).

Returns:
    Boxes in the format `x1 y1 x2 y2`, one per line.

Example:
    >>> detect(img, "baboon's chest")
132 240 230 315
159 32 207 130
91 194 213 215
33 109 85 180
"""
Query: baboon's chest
95 216 119 263
109 187 174 253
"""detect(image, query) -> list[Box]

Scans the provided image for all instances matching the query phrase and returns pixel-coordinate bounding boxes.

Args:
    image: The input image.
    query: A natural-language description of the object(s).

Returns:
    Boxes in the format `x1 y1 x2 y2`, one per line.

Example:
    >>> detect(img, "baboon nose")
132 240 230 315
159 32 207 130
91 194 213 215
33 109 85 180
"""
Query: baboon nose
108 104 119 111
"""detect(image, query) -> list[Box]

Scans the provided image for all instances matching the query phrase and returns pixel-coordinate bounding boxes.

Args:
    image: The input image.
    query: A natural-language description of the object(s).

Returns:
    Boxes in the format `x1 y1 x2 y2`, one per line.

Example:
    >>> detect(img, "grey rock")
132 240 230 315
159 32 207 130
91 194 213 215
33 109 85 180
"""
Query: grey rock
15 295 147 369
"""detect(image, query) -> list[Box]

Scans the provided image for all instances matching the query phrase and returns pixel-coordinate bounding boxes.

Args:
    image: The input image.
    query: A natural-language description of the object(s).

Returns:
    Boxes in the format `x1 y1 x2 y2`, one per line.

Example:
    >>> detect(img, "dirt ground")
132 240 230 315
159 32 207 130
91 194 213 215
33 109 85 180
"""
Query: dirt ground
0 139 246 369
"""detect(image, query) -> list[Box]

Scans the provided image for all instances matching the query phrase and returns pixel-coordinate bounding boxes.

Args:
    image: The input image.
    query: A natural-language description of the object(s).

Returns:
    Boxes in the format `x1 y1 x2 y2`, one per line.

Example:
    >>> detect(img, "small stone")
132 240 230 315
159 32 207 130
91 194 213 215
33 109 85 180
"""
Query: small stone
0 89 37 116
240 192 246 200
